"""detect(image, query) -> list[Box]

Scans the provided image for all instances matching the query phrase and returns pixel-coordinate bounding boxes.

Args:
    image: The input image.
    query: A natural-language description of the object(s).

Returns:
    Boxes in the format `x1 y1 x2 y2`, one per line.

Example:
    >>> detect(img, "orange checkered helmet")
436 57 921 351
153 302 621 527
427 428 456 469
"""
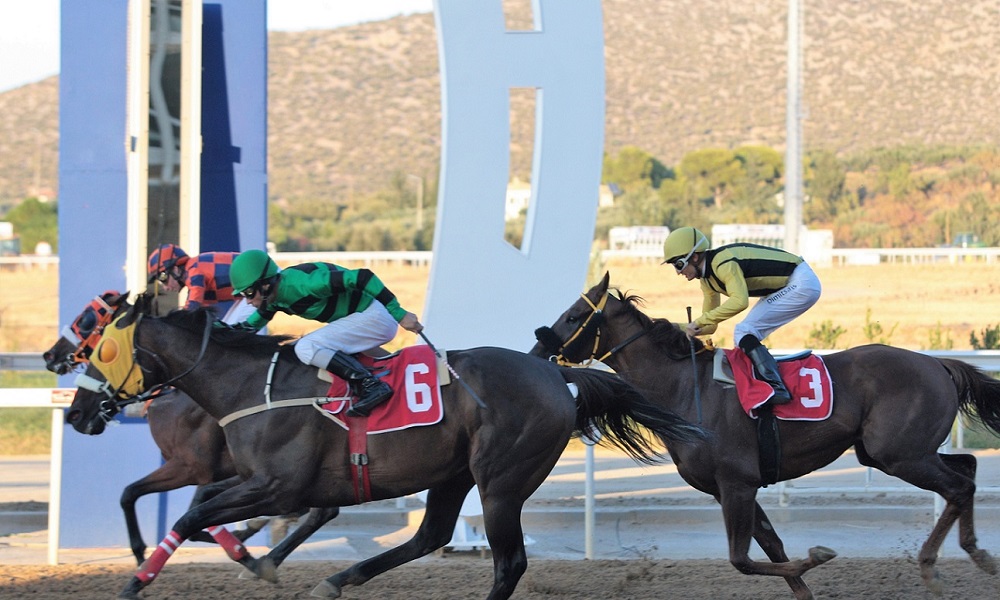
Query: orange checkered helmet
146 244 189 283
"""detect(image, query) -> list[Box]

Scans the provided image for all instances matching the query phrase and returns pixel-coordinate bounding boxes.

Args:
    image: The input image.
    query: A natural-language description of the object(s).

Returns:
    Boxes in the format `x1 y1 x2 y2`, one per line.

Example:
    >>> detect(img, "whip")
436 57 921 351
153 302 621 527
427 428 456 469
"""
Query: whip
686 307 703 424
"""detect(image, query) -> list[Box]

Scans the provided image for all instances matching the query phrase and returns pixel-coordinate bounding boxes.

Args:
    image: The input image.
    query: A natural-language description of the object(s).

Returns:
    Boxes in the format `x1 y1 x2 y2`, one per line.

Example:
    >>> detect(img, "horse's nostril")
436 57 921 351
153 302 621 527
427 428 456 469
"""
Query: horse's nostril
66 409 81 424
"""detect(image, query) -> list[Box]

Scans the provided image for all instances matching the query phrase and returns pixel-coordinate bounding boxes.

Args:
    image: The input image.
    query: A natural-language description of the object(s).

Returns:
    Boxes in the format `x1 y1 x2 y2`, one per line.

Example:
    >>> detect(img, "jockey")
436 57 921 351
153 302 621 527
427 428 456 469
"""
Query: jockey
229 249 424 417
147 244 255 324
662 226 822 405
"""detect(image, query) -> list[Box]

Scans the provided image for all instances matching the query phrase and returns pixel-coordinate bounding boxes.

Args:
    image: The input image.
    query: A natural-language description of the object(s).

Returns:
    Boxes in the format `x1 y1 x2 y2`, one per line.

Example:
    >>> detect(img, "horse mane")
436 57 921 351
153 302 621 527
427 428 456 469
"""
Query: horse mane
613 289 706 361
159 307 296 358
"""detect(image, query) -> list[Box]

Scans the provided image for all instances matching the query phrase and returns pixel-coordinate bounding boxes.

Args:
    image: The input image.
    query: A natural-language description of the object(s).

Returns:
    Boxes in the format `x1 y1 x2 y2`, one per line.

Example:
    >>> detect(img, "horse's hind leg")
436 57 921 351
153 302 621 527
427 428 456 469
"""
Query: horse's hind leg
311 479 474 599
479 493 530 600
750 501 821 600
265 507 339 569
882 454 981 593
941 453 997 574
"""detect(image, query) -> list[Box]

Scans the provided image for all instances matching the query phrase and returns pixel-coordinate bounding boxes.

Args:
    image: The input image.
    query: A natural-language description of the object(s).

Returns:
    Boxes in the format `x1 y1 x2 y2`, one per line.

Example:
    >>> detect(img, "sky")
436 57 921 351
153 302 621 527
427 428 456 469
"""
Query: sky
0 0 434 93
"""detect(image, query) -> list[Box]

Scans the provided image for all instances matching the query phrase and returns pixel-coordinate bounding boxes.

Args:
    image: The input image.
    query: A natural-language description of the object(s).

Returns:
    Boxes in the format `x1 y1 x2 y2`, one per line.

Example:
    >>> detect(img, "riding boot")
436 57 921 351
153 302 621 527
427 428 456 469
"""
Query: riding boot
745 345 792 405
325 350 392 417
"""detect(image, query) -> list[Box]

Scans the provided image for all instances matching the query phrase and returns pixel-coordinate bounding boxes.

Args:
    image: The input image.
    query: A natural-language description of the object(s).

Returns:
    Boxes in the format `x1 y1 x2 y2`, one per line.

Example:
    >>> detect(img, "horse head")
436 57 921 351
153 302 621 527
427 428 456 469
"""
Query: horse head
43 290 130 375
64 293 160 434
66 362 123 434
532 271 615 364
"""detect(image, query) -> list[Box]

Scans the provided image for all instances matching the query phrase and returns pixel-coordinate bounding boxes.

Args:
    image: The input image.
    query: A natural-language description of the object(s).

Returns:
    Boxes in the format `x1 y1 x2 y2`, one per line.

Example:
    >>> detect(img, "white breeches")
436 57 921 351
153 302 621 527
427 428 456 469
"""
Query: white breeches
734 262 822 343
294 301 399 365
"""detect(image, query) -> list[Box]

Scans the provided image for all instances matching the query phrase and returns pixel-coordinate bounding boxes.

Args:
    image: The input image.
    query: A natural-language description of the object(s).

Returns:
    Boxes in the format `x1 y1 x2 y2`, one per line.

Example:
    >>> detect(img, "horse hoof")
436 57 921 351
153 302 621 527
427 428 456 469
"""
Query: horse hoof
925 575 945 596
310 580 343 598
808 545 837 564
920 568 944 596
253 556 278 584
118 576 145 599
971 549 998 575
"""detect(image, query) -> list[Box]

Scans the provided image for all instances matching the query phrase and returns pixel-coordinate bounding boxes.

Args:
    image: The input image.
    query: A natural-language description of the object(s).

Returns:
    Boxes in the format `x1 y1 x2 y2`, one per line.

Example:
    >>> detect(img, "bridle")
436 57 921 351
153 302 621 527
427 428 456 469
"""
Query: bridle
78 308 214 421
535 290 648 367
56 293 120 372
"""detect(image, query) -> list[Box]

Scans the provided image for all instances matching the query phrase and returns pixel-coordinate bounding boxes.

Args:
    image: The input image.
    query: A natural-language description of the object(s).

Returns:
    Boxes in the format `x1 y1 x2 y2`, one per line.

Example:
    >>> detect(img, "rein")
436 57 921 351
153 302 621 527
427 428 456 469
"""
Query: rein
544 291 648 367
541 289 708 422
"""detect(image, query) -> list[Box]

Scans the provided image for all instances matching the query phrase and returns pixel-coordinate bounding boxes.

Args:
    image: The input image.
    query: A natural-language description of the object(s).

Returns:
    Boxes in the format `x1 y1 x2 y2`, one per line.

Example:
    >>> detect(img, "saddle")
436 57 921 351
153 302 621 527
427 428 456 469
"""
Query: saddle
314 344 447 505
714 348 834 486
713 348 813 387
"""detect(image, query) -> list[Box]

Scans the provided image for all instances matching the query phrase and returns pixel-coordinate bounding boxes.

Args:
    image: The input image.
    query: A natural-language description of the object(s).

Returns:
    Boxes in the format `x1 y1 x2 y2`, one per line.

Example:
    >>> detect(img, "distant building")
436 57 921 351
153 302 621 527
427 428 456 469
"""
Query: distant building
710 224 833 267
505 179 615 221
602 225 671 261
0 221 20 256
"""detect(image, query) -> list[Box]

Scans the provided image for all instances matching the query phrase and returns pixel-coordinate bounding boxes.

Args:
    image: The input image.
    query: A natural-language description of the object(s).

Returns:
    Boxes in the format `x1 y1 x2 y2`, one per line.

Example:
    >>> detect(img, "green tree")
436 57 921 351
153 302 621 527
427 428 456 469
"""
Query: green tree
804 150 847 222
677 148 743 208
4 197 58 253
602 146 672 192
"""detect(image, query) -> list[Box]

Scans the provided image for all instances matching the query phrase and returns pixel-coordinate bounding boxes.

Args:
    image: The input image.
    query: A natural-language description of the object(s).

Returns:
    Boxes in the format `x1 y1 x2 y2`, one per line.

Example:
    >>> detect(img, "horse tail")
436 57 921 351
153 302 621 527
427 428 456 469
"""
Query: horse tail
560 367 706 465
940 358 1000 436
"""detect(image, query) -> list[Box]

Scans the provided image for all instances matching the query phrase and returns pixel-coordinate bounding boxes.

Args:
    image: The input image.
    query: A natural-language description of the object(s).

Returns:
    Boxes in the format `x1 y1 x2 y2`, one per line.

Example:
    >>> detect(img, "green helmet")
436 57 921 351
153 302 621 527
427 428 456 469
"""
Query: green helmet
230 249 279 294
662 227 710 263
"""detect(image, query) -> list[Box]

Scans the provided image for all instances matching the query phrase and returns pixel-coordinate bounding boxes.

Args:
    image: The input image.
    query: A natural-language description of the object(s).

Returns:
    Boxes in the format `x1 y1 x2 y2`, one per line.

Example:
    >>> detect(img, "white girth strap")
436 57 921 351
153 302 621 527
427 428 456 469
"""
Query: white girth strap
218 352 324 427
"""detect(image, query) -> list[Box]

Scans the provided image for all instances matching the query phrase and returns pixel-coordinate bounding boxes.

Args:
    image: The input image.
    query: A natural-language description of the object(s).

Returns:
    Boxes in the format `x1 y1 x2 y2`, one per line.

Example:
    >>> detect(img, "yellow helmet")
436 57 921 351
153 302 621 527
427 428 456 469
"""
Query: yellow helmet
662 227 710 265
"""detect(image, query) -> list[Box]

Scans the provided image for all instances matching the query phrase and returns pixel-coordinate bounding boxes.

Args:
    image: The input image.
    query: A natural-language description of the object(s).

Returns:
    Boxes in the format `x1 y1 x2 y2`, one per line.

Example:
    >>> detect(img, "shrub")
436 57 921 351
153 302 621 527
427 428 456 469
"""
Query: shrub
805 320 846 349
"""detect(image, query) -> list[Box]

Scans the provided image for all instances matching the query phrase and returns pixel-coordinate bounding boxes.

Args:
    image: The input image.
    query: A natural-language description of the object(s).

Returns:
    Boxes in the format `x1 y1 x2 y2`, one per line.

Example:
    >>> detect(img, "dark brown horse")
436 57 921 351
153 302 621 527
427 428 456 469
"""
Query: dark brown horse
45 291 323 565
69 294 704 600
532 271 1000 600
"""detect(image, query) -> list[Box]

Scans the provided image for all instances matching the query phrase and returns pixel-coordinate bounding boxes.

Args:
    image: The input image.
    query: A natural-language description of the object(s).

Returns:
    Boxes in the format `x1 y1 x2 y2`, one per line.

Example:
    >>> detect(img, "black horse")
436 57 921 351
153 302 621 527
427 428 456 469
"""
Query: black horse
69 294 704 600
47 290 331 566
532 272 1000 600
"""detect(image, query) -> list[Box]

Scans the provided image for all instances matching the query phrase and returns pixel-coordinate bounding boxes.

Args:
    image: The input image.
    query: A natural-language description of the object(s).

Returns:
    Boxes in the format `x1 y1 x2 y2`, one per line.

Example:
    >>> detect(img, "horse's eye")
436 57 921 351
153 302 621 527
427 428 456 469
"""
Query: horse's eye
566 315 579 324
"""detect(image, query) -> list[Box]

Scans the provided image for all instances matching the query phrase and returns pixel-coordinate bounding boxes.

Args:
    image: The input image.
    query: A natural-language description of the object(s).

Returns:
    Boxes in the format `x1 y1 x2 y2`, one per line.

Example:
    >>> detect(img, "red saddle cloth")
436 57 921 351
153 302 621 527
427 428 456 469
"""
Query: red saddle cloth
723 349 833 421
318 345 443 433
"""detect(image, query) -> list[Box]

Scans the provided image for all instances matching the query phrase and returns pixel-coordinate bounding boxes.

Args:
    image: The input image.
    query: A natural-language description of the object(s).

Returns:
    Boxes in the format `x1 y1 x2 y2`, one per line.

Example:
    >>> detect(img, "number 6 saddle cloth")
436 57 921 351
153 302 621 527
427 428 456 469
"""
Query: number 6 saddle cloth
721 348 834 421
317 344 445 433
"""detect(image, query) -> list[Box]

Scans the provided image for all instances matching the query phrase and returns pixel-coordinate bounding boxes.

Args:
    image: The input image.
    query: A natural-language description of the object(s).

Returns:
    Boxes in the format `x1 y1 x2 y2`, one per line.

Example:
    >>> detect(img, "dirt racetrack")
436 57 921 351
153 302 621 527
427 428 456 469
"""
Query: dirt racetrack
3 557 1000 599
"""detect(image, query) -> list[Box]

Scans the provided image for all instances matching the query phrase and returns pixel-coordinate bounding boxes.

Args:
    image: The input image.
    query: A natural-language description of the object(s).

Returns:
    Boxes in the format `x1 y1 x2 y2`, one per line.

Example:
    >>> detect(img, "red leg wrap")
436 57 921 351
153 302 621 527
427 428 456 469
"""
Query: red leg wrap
136 530 182 583
207 525 249 561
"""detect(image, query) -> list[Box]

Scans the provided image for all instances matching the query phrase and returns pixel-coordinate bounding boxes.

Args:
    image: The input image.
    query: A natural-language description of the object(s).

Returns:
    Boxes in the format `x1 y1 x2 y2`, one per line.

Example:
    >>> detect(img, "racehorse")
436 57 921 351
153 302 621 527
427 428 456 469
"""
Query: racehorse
68 293 705 600
45 291 329 566
532 272 1000 600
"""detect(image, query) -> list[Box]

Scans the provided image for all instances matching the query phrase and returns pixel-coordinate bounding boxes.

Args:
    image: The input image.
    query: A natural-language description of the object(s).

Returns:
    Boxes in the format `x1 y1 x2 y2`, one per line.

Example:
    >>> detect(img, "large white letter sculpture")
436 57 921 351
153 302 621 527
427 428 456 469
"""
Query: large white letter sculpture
426 0 605 350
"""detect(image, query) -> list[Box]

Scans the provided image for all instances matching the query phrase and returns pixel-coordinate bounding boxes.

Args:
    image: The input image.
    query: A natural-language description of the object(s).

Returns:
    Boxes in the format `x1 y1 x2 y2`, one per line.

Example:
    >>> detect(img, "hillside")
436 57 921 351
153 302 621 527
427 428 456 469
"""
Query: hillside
1 0 998 207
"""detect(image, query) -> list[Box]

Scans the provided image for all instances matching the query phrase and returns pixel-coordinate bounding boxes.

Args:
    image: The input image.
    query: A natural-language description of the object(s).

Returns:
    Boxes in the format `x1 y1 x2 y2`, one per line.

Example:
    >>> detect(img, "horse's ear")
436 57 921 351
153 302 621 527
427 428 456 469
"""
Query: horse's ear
107 290 127 306
122 292 153 322
599 271 611 294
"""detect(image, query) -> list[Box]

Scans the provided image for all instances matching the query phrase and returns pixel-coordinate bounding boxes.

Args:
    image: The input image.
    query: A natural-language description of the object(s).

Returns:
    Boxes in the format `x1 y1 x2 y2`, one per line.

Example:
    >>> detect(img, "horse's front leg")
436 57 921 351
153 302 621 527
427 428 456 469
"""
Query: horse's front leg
117 478 282 599
719 483 836 592
118 460 235 564
750 500 827 600
311 480 472 598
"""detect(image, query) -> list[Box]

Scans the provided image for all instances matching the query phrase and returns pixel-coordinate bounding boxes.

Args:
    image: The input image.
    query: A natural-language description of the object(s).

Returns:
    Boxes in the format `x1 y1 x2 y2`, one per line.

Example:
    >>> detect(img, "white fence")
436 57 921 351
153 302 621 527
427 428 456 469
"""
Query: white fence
5 248 1000 271
601 245 1000 265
